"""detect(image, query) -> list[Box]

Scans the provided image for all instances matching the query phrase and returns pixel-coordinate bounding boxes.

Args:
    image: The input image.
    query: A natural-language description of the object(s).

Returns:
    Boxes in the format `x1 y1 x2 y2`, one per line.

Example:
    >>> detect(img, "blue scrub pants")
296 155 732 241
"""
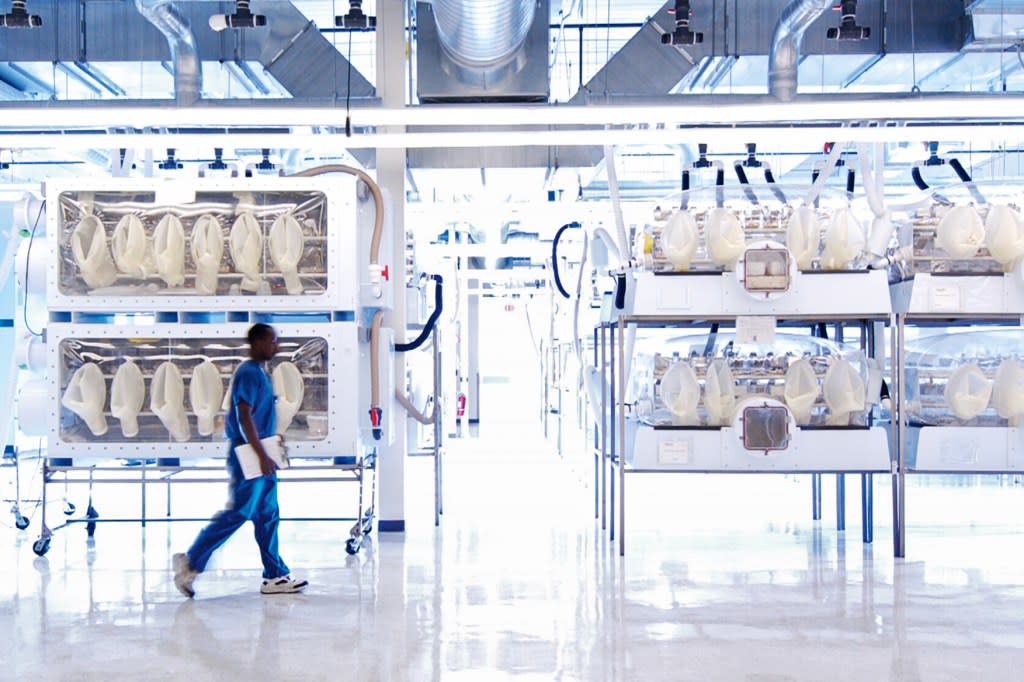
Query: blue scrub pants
186 442 290 580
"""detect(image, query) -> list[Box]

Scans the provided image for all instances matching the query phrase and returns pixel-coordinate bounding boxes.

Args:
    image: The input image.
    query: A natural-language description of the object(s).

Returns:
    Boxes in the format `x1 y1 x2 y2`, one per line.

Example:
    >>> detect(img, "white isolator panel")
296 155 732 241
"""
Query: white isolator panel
626 268 891 318
891 267 1024 314
909 426 1023 472
47 323 361 460
630 422 891 472
46 177 361 312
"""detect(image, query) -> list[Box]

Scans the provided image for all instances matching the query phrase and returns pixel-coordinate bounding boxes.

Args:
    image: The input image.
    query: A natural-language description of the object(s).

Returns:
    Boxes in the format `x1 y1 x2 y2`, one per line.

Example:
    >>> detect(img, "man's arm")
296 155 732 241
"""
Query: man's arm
238 401 276 476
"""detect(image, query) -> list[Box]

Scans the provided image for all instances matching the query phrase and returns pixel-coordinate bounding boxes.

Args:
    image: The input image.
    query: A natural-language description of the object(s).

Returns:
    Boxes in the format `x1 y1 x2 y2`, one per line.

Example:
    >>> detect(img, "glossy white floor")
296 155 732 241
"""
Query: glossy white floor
4 422 1024 682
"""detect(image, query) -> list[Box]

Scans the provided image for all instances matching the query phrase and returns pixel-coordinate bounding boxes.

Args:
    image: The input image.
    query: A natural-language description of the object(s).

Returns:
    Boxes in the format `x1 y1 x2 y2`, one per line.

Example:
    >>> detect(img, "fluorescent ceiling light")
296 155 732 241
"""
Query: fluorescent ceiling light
2 95 1024 131
1 124 1023 152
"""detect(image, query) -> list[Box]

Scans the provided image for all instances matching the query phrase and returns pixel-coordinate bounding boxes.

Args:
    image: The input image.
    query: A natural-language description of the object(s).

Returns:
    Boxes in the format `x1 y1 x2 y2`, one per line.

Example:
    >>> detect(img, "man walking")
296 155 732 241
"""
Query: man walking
173 323 307 597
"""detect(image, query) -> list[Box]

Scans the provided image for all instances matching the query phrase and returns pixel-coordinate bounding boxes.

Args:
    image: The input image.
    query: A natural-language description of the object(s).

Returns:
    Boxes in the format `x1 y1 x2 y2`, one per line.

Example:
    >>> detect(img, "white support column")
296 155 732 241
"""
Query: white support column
377 0 408 532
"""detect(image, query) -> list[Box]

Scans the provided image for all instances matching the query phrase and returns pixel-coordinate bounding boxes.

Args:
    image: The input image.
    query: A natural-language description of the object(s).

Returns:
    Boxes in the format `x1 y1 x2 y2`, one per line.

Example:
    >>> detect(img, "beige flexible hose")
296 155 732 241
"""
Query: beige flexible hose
395 389 435 425
290 164 387 438
288 164 384 265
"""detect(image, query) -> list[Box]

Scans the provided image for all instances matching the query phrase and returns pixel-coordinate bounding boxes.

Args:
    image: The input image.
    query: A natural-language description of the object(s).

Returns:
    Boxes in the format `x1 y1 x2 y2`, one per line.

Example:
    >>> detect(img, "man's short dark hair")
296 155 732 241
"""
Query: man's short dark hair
247 323 275 346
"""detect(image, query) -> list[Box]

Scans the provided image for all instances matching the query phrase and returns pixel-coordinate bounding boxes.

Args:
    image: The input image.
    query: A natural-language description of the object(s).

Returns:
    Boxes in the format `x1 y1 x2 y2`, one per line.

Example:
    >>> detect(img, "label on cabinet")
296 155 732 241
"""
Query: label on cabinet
659 439 691 464
736 316 776 344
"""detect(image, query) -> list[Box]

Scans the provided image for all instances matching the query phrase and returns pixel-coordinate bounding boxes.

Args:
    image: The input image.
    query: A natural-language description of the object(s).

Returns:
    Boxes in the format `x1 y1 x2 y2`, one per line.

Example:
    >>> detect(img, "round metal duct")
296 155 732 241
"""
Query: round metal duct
432 0 536 69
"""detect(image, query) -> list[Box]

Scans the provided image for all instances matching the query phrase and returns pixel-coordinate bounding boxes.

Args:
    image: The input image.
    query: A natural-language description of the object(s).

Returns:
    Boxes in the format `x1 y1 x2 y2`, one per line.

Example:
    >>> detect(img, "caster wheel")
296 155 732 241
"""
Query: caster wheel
63 502 76 516
32 537 51 556
15 514 30 530
345 538 358 555
86 505 98 537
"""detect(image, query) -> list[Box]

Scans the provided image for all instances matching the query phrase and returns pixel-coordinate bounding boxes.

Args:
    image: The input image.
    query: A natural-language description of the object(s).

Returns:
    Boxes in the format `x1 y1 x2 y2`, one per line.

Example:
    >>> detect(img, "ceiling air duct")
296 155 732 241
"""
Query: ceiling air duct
135 0 200 105
768 0 831 101
417 0 549 102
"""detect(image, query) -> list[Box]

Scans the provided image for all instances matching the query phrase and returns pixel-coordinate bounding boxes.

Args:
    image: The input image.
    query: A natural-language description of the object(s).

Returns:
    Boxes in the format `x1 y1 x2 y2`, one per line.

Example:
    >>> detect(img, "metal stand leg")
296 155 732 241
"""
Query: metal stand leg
812 474 822 521
861 473 873 543
140 460 147 527
836 474 846 531
600 325 607 528
893 314 906 558
617 318 626 557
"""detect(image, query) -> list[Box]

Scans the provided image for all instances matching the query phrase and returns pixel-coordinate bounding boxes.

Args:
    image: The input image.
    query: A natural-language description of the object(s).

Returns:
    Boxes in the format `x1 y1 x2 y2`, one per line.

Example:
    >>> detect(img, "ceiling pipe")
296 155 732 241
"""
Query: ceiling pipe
768 0 831 102
135 0 201 105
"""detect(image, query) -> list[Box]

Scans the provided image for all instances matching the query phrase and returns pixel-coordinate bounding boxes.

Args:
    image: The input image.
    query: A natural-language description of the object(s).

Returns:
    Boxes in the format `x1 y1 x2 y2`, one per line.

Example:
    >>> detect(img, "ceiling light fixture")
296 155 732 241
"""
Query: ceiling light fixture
335 0 375 29
0 1 41 28
662 0 703 46
209 0 266 32
827 0 870 41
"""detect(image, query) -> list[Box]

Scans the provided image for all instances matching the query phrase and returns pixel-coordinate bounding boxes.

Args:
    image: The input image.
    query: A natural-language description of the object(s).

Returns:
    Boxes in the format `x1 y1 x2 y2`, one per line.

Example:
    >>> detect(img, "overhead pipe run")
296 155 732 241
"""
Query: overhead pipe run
135 0 201 105
769 0 832 102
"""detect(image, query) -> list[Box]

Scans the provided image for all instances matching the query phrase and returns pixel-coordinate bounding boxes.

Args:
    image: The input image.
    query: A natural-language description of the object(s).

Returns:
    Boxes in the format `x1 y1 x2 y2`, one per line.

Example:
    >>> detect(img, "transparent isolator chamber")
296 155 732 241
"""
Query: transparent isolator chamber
635 186 868 274
57 189 330 296
58 334 330 443
888 183 1024 280
631 332 879 428
904 329 1024 426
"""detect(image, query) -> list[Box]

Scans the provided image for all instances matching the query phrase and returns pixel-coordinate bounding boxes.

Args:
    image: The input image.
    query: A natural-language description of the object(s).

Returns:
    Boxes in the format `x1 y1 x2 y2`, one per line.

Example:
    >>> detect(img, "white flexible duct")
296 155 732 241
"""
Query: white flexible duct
572 231 590 399
112 214 153 278
191 214 224 295
269 213 305 295
153 214 186 287
856 142 895 259
151 361 190 442
603 146 630 259
230 212 264 293
591 226 622 269
804 141 847 208
604 144 636 384
190 359 224 437
71 215 118 289
272 361 305 435
111 360 145 438
61 363 109 436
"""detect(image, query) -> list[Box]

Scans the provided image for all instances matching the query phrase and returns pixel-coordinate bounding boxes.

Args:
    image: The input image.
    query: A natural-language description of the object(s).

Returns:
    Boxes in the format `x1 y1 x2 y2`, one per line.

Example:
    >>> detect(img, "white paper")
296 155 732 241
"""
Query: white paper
235 435 290 480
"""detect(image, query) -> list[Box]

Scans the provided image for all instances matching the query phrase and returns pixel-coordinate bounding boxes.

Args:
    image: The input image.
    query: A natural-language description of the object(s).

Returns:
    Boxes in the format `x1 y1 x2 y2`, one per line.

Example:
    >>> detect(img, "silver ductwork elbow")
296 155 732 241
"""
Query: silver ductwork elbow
431 0 536 70
768 0 831 101
136 0 201 105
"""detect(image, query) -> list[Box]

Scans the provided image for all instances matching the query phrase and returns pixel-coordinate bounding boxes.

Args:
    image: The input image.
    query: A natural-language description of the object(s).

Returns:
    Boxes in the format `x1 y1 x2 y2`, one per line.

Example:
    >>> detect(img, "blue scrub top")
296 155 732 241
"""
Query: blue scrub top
225 359 277 441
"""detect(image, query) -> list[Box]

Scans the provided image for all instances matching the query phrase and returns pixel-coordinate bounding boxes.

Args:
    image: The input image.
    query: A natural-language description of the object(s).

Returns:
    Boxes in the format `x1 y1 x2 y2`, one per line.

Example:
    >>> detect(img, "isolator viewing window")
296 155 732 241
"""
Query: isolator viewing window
56 189 329 297
742 246 791 294
740 403 790 452
58 334 329 444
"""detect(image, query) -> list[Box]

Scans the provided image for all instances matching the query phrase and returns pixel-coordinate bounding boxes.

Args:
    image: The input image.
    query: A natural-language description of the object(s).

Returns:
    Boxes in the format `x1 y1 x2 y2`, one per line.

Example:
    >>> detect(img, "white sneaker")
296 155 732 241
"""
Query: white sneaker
260 575 308 594
173 553 198 598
